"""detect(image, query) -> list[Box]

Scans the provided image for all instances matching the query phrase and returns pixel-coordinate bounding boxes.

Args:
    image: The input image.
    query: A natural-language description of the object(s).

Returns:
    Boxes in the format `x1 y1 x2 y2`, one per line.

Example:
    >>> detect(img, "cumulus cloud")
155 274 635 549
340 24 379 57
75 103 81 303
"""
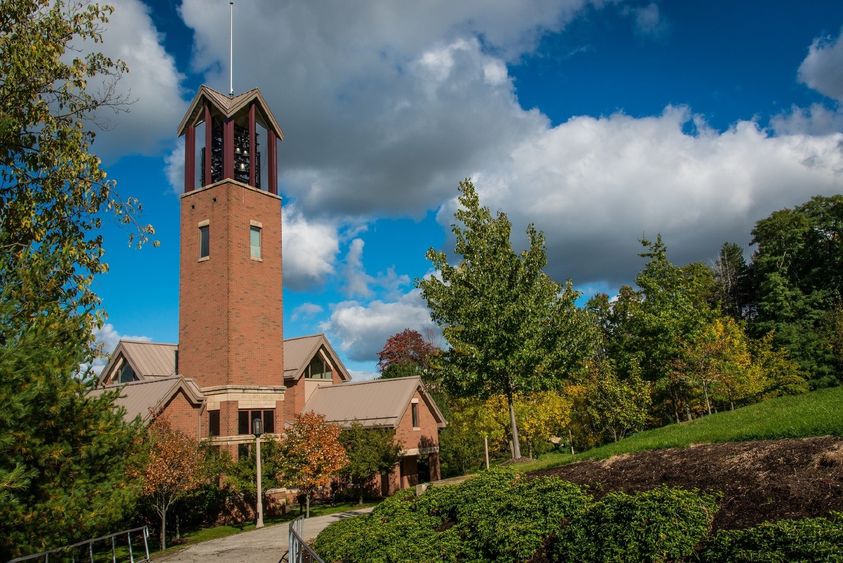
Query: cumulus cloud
341 238 412 299
179 2 561 218
772 103 843 136
456 107 843 284
164 138 185 194
82 0 186 159
798 29 843 102
321 289 437 362
282 205 340 290
177 1 843 290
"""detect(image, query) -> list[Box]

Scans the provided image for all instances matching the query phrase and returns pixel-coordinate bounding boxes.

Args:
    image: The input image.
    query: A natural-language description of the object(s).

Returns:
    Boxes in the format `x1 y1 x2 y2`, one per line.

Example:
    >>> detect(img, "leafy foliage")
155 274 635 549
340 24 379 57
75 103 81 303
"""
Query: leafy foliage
748 195 843 386
0 0 154 331
273 413 347 517
136 419 206 550
554 486 719 562
339 422 401 504
419 180 594 458
701 512 843 562
581 359 651 442
0 293 142 559
377 329 439 380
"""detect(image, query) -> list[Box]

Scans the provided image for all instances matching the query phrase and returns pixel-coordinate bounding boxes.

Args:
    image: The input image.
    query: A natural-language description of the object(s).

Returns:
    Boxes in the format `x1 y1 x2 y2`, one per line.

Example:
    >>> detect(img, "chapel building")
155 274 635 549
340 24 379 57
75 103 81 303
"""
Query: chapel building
93 85 445 492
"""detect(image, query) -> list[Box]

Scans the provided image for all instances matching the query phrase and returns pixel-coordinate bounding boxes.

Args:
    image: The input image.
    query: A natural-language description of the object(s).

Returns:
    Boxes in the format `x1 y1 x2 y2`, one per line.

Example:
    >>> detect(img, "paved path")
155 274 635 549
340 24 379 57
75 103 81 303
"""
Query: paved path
159 507 373 563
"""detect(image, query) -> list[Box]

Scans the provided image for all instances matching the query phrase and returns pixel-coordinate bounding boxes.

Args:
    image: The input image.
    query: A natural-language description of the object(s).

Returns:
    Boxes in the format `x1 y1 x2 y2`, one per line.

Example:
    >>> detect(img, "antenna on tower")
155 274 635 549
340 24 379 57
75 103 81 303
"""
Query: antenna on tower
229 0 234 96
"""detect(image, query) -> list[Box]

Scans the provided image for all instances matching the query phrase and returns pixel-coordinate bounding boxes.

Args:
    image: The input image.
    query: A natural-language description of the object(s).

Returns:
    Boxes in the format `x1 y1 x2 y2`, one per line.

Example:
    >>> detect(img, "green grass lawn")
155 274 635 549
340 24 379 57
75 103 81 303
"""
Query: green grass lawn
519 385 843 473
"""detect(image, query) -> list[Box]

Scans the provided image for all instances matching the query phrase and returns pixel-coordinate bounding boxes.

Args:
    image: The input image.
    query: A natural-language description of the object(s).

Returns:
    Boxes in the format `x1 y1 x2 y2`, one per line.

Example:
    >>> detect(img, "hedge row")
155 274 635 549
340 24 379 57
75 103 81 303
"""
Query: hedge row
314 468 843 562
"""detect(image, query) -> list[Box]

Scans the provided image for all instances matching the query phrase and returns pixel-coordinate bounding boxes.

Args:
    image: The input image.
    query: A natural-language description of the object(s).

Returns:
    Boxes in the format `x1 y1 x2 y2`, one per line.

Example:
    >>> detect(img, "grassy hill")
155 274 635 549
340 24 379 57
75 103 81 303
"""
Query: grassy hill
521 385 843 473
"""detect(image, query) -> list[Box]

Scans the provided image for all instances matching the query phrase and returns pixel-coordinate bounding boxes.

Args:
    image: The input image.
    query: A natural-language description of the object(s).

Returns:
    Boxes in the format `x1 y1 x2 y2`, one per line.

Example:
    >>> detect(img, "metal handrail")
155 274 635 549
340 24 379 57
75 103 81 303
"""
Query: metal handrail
287 517 324 563
8 526 150 563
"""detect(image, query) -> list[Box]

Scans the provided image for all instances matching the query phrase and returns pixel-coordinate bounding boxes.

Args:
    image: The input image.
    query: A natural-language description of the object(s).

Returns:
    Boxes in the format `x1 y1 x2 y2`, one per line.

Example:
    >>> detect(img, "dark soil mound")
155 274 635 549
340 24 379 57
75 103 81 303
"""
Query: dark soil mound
530 436 843 530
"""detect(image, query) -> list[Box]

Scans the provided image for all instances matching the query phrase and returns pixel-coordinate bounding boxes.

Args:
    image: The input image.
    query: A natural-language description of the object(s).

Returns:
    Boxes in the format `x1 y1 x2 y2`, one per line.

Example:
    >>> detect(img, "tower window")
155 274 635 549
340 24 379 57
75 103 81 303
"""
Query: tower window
250 225 262 260
199 224 210 259
412 401 420 428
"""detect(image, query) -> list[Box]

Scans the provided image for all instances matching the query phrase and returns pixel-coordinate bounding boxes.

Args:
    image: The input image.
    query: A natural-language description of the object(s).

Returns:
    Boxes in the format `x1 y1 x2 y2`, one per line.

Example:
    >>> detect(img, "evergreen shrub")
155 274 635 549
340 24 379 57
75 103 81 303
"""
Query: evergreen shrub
552 486 718 562
701 512 843 562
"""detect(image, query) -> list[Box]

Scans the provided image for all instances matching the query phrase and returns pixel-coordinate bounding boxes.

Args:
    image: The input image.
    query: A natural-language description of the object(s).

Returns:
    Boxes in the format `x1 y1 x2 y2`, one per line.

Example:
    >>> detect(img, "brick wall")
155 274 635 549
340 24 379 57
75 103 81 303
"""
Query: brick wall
394 390 440 451
178 181 284 390
158 390 202 439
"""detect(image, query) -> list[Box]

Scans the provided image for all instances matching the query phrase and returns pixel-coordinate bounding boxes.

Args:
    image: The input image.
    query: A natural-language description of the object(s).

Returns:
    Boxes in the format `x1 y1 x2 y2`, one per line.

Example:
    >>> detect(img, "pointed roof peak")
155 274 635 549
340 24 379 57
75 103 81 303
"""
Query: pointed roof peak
177 85 284 140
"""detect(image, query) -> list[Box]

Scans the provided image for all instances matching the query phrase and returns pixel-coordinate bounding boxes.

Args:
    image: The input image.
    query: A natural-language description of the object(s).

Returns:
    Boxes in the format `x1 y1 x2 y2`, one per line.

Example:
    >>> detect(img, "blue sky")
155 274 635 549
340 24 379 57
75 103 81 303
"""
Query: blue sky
88 1 843 377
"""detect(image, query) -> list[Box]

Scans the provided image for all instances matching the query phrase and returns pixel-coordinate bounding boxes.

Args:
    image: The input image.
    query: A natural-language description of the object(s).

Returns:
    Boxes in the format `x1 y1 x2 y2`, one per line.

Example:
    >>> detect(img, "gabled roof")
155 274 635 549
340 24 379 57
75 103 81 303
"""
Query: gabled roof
177 85 285 139
304 376 447 429
98 340 177 386
283 334 352 382
90 376 204 424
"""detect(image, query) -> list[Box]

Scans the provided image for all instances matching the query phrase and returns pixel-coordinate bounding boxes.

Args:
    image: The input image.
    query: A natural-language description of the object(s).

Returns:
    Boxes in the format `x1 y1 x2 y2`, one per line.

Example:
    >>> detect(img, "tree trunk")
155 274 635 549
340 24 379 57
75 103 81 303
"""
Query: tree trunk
306 492 311 518
702 380 712 415
175 513 180 541
507 393 522 459
160 508 167 551
568 429 574 455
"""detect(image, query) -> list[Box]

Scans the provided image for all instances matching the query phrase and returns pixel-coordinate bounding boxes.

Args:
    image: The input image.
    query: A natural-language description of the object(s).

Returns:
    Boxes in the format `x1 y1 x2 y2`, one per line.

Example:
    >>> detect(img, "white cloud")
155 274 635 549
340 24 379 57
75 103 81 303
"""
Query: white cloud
772 103 843 136
798 29 843 102
177 2 843 289
282 205 340 290
343 238 373 298
321 289 437 362
454 107 843 284
82 0 186 159
291 302 324 321
164 138 185 194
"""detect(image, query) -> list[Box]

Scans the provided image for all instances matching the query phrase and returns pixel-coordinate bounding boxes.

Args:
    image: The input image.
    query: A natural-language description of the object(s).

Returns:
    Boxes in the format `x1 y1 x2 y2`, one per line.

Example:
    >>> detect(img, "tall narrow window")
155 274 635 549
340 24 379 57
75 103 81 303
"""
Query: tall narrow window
199 224 210 259
412 402 420 428
209 411 220 437
250 225 261 259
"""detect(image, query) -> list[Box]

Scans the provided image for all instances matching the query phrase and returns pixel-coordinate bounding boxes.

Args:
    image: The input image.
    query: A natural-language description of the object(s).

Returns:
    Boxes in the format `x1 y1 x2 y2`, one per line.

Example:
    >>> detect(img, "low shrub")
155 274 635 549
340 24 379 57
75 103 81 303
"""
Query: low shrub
312 514 371 563
553 486 718 562
701 512 843 562
453 469 591 561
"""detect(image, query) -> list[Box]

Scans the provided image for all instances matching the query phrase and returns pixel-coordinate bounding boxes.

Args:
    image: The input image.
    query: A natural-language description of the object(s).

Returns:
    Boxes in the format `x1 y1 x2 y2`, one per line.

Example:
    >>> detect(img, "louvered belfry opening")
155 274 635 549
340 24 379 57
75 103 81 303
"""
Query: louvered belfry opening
179 86 281 194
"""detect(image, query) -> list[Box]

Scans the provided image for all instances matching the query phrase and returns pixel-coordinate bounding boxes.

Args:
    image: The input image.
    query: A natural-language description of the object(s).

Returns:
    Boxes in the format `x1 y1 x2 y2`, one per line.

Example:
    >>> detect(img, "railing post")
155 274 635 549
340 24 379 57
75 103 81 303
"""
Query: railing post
128 530 134 563
112 535 116 563
143 526 150 561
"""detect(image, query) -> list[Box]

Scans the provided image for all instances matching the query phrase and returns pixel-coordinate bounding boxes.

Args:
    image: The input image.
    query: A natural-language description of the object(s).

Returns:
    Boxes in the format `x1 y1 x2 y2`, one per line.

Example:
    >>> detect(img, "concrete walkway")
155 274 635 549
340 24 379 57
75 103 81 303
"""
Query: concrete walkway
159 507 373 563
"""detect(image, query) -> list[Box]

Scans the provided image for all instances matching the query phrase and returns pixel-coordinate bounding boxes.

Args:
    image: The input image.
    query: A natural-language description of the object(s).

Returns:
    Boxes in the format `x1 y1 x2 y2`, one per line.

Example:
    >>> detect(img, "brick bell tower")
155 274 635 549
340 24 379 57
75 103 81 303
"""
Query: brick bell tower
176 86 285 446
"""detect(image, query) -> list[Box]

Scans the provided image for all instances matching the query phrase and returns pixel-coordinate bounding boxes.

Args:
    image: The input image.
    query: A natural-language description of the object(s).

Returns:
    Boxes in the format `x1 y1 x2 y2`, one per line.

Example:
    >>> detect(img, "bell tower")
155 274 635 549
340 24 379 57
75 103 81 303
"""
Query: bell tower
176 86 285 440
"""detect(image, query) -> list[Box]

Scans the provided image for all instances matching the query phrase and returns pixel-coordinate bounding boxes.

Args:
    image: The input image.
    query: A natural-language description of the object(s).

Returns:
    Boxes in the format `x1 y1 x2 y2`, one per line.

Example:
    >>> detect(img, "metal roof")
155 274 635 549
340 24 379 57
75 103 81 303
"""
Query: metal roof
176 85 285 139
90 376 204 424
283 334 351 381
304 376 446 429
98 340 177 385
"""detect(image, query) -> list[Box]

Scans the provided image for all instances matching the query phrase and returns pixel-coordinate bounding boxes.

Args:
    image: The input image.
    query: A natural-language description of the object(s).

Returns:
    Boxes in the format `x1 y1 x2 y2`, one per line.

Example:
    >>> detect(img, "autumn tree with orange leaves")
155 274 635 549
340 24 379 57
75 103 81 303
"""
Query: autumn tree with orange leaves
273 413 347 517
137 420 205 550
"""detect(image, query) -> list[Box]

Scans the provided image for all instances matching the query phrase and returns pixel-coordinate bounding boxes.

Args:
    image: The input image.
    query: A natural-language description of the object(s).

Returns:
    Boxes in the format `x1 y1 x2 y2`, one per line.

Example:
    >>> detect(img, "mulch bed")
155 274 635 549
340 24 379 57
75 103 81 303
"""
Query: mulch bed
529 436 843 530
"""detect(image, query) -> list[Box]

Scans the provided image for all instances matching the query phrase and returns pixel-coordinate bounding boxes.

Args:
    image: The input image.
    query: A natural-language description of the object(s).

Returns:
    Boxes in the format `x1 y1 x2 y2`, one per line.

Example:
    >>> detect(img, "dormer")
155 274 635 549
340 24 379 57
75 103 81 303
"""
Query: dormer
177 85 285 194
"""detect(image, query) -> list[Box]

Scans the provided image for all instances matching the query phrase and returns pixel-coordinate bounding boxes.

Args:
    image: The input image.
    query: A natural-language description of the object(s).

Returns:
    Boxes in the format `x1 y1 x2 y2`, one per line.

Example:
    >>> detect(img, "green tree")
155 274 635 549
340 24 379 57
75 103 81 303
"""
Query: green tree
1 0 154 331
339 422 401 504
419 180 594 459
0 3 155 556
581 359 651 443
748 195 843 386
273 413 347 517
713 242 750 320
0 291 142 559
